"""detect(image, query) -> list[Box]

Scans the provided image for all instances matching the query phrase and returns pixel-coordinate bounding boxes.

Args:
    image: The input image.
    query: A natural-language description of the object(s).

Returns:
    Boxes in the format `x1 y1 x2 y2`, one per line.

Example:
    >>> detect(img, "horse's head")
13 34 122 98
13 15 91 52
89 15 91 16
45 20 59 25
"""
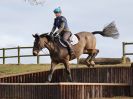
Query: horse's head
32 33 49 56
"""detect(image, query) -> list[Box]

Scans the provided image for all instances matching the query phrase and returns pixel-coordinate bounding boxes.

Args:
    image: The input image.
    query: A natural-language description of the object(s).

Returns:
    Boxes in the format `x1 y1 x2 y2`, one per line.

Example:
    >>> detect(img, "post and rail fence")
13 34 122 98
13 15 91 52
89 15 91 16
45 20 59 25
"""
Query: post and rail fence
0 46 49 64
0 42 132 64
122 42 133 63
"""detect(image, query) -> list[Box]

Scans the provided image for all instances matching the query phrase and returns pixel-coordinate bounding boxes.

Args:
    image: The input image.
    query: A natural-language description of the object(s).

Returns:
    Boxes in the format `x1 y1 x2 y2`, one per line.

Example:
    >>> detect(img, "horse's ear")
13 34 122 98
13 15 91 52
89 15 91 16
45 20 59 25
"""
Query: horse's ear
32 34 35 38
32 33 39 38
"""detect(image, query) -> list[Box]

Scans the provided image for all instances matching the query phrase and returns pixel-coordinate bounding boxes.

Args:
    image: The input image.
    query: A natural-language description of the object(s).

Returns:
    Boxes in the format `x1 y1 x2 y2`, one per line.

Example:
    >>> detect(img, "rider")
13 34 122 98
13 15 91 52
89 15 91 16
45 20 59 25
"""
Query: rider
50 7 74 57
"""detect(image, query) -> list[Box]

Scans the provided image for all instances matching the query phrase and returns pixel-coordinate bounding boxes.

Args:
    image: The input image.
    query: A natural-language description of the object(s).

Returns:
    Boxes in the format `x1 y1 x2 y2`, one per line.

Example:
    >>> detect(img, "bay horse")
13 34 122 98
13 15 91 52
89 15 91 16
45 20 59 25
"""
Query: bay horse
32 22 119 82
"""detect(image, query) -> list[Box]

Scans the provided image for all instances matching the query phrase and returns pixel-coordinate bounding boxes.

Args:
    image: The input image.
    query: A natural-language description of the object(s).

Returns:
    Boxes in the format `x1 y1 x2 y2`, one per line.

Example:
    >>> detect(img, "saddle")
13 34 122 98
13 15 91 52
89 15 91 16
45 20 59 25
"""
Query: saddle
58 34 79 47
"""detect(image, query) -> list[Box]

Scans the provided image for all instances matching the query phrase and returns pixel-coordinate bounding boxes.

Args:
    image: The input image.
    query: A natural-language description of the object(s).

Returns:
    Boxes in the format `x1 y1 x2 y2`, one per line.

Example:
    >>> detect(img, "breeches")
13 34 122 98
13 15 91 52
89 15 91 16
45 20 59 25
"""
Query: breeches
60 31 71 42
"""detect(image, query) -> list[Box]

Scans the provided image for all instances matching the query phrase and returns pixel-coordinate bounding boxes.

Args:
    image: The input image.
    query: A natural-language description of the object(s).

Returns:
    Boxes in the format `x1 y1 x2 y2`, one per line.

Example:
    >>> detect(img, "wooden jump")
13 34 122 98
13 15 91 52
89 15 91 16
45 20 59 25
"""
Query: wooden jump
0 67 132 83
0 83 130 99
0 67 133 98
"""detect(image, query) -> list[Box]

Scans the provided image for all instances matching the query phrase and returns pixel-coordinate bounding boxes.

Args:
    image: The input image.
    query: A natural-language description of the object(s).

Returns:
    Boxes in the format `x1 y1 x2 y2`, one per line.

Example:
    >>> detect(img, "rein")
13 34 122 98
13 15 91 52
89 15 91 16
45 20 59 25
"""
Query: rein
41 36 56 54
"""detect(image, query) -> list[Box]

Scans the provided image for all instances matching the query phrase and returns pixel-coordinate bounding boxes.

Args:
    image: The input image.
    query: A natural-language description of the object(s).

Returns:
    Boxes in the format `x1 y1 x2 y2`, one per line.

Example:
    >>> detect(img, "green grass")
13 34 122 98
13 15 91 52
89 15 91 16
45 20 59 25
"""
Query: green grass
0 64 131 77
0 64 83 77
0 64 49 77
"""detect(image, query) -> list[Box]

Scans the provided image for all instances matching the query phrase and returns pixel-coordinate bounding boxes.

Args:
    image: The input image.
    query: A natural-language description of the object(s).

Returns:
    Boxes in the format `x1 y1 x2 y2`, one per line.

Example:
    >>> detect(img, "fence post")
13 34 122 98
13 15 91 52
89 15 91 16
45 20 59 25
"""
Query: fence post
3 48 5 64
122 42 126 64
18 46 20 65
37 55 40 64
77 57 79 67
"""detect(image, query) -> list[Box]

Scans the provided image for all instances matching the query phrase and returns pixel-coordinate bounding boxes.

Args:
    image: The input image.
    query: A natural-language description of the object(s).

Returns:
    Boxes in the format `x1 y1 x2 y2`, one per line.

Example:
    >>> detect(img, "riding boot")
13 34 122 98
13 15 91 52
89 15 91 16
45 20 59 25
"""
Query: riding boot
64 41 74 58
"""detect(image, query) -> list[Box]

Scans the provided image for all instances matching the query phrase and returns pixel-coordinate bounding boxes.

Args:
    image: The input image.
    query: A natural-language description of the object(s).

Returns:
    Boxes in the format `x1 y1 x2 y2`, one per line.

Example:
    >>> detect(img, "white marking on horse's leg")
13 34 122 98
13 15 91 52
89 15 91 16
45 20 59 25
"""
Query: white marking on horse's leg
90 61 95 67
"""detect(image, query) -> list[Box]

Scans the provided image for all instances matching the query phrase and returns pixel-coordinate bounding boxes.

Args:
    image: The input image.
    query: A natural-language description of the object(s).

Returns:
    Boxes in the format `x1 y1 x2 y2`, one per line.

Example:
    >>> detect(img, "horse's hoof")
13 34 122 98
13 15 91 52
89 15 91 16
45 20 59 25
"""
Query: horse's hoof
68 75 73 82
85 61 91 67
48 74 52 82
90 61 95 67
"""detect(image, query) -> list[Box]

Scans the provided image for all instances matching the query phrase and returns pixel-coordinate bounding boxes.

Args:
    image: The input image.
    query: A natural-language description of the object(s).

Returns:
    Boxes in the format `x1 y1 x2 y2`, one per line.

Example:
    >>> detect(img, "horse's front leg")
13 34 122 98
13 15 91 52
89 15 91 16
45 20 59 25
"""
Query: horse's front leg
64 61 72 82
48 61 58 82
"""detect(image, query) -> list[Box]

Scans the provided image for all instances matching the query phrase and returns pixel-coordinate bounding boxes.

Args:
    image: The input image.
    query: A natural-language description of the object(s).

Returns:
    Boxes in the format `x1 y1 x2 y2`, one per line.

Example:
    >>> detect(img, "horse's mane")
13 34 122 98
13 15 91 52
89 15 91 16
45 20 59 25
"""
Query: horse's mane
40 33 51 41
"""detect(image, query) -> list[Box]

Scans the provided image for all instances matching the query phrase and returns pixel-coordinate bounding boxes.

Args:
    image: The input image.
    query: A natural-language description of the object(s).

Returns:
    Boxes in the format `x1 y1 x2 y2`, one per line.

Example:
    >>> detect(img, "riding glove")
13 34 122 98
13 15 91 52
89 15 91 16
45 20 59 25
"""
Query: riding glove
50 32 53 36
53 32 59 37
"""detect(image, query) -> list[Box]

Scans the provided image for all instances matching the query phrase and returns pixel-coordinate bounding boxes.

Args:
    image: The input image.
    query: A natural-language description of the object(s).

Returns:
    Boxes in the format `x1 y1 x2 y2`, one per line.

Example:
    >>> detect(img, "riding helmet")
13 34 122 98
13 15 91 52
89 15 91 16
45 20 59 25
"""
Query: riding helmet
53 7 62 13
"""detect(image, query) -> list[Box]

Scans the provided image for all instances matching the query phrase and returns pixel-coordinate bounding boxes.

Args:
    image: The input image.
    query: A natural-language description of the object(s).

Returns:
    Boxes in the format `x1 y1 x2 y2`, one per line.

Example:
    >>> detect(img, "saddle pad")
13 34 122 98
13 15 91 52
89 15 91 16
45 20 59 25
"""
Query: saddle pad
70 34 79 45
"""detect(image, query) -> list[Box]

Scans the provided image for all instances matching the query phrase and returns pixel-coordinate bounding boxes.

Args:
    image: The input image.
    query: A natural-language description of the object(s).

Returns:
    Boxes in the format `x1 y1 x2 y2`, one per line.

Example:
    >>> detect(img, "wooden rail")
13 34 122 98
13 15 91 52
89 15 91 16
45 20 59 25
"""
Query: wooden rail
79 58 131 65
0 42 132 64
0 67 132 84
0 46 49 64
0 83 130 99
122 42 133 63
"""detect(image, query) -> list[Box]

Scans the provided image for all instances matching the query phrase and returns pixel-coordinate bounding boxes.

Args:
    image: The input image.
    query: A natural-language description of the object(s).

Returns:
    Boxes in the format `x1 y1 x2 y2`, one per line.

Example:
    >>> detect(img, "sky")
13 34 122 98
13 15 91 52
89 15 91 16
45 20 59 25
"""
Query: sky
0 0 133 64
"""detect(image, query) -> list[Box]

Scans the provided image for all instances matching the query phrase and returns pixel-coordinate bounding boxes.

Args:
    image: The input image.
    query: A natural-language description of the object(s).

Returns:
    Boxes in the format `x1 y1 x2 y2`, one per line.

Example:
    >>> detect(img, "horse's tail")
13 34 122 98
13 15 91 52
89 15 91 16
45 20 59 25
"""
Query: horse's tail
92 21 119 39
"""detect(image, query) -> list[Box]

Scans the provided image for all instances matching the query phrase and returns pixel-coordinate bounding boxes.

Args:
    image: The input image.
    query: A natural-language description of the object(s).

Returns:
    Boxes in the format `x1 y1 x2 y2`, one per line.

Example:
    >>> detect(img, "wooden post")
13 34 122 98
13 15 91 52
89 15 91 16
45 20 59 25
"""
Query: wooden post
3 48 5 64
18 46 20 65
37 55 40 64
130 66 133 96
122 42 126 64
77 57 79 67
131 63 133 67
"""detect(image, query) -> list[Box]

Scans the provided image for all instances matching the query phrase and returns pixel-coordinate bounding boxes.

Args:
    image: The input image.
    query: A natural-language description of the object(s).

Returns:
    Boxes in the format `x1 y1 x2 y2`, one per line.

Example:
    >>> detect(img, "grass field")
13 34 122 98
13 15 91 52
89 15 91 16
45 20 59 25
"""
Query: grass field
0 64 51 77
0 64 83 77
0 63 131 77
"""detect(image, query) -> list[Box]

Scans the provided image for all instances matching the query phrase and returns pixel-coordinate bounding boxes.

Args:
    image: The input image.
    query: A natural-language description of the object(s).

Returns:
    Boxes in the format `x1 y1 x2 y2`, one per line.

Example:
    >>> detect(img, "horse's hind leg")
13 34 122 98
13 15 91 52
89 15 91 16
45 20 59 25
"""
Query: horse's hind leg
85 49 99 67
89 49 99 67
85 49 96 67
85 55 92 67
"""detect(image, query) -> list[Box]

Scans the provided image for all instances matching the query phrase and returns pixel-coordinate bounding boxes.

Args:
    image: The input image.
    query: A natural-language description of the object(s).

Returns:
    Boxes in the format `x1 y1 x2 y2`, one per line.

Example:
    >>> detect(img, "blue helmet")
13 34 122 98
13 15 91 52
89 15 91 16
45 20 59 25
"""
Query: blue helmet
53 7 61 13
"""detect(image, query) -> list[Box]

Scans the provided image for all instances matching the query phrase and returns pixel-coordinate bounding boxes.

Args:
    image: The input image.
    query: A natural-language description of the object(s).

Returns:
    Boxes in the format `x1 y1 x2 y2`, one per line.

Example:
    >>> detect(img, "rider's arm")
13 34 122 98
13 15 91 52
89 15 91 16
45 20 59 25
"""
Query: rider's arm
51 26 56 33
55 22 65 34
50 19 56 34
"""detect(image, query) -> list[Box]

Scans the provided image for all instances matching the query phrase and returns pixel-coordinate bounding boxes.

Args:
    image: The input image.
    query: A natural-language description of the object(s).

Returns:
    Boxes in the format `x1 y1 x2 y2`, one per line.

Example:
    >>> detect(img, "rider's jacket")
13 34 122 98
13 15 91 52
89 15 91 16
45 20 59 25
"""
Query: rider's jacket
51 16 70 34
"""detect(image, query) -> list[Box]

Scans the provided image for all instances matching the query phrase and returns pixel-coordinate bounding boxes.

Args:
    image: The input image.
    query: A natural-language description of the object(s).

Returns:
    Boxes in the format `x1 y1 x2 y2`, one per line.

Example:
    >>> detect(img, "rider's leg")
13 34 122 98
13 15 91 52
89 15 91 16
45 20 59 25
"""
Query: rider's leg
61 32 74 56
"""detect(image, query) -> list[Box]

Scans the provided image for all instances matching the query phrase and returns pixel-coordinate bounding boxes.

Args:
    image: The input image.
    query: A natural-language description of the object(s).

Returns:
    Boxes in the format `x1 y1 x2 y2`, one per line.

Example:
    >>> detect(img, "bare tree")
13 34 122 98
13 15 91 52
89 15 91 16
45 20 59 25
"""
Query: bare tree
25 0 46 5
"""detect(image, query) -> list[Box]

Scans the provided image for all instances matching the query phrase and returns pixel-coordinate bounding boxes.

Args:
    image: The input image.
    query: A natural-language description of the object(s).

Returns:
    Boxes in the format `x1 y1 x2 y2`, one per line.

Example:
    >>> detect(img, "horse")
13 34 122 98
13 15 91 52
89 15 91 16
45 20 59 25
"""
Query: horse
32 22 119 82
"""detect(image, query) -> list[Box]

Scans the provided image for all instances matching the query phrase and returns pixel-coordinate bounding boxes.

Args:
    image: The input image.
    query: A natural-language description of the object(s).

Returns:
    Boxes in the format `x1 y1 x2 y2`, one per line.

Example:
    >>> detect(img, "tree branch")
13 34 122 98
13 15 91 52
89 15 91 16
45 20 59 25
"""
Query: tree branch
25 0 45 5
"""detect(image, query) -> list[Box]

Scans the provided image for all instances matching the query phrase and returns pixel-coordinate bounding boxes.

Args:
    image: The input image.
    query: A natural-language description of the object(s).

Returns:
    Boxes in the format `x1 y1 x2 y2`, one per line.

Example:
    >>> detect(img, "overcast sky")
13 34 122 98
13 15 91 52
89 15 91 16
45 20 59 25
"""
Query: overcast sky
0 0 133 64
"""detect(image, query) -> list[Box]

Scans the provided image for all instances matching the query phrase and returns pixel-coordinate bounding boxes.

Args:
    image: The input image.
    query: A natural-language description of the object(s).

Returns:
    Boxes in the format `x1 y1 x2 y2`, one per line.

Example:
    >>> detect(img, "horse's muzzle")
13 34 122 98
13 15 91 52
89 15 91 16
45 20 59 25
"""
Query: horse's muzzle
33 51 38 56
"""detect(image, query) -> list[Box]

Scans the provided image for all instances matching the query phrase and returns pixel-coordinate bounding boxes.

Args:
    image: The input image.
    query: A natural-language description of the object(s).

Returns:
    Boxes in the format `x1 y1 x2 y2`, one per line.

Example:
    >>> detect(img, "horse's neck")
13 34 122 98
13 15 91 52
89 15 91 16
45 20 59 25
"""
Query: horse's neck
46 41 59 54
